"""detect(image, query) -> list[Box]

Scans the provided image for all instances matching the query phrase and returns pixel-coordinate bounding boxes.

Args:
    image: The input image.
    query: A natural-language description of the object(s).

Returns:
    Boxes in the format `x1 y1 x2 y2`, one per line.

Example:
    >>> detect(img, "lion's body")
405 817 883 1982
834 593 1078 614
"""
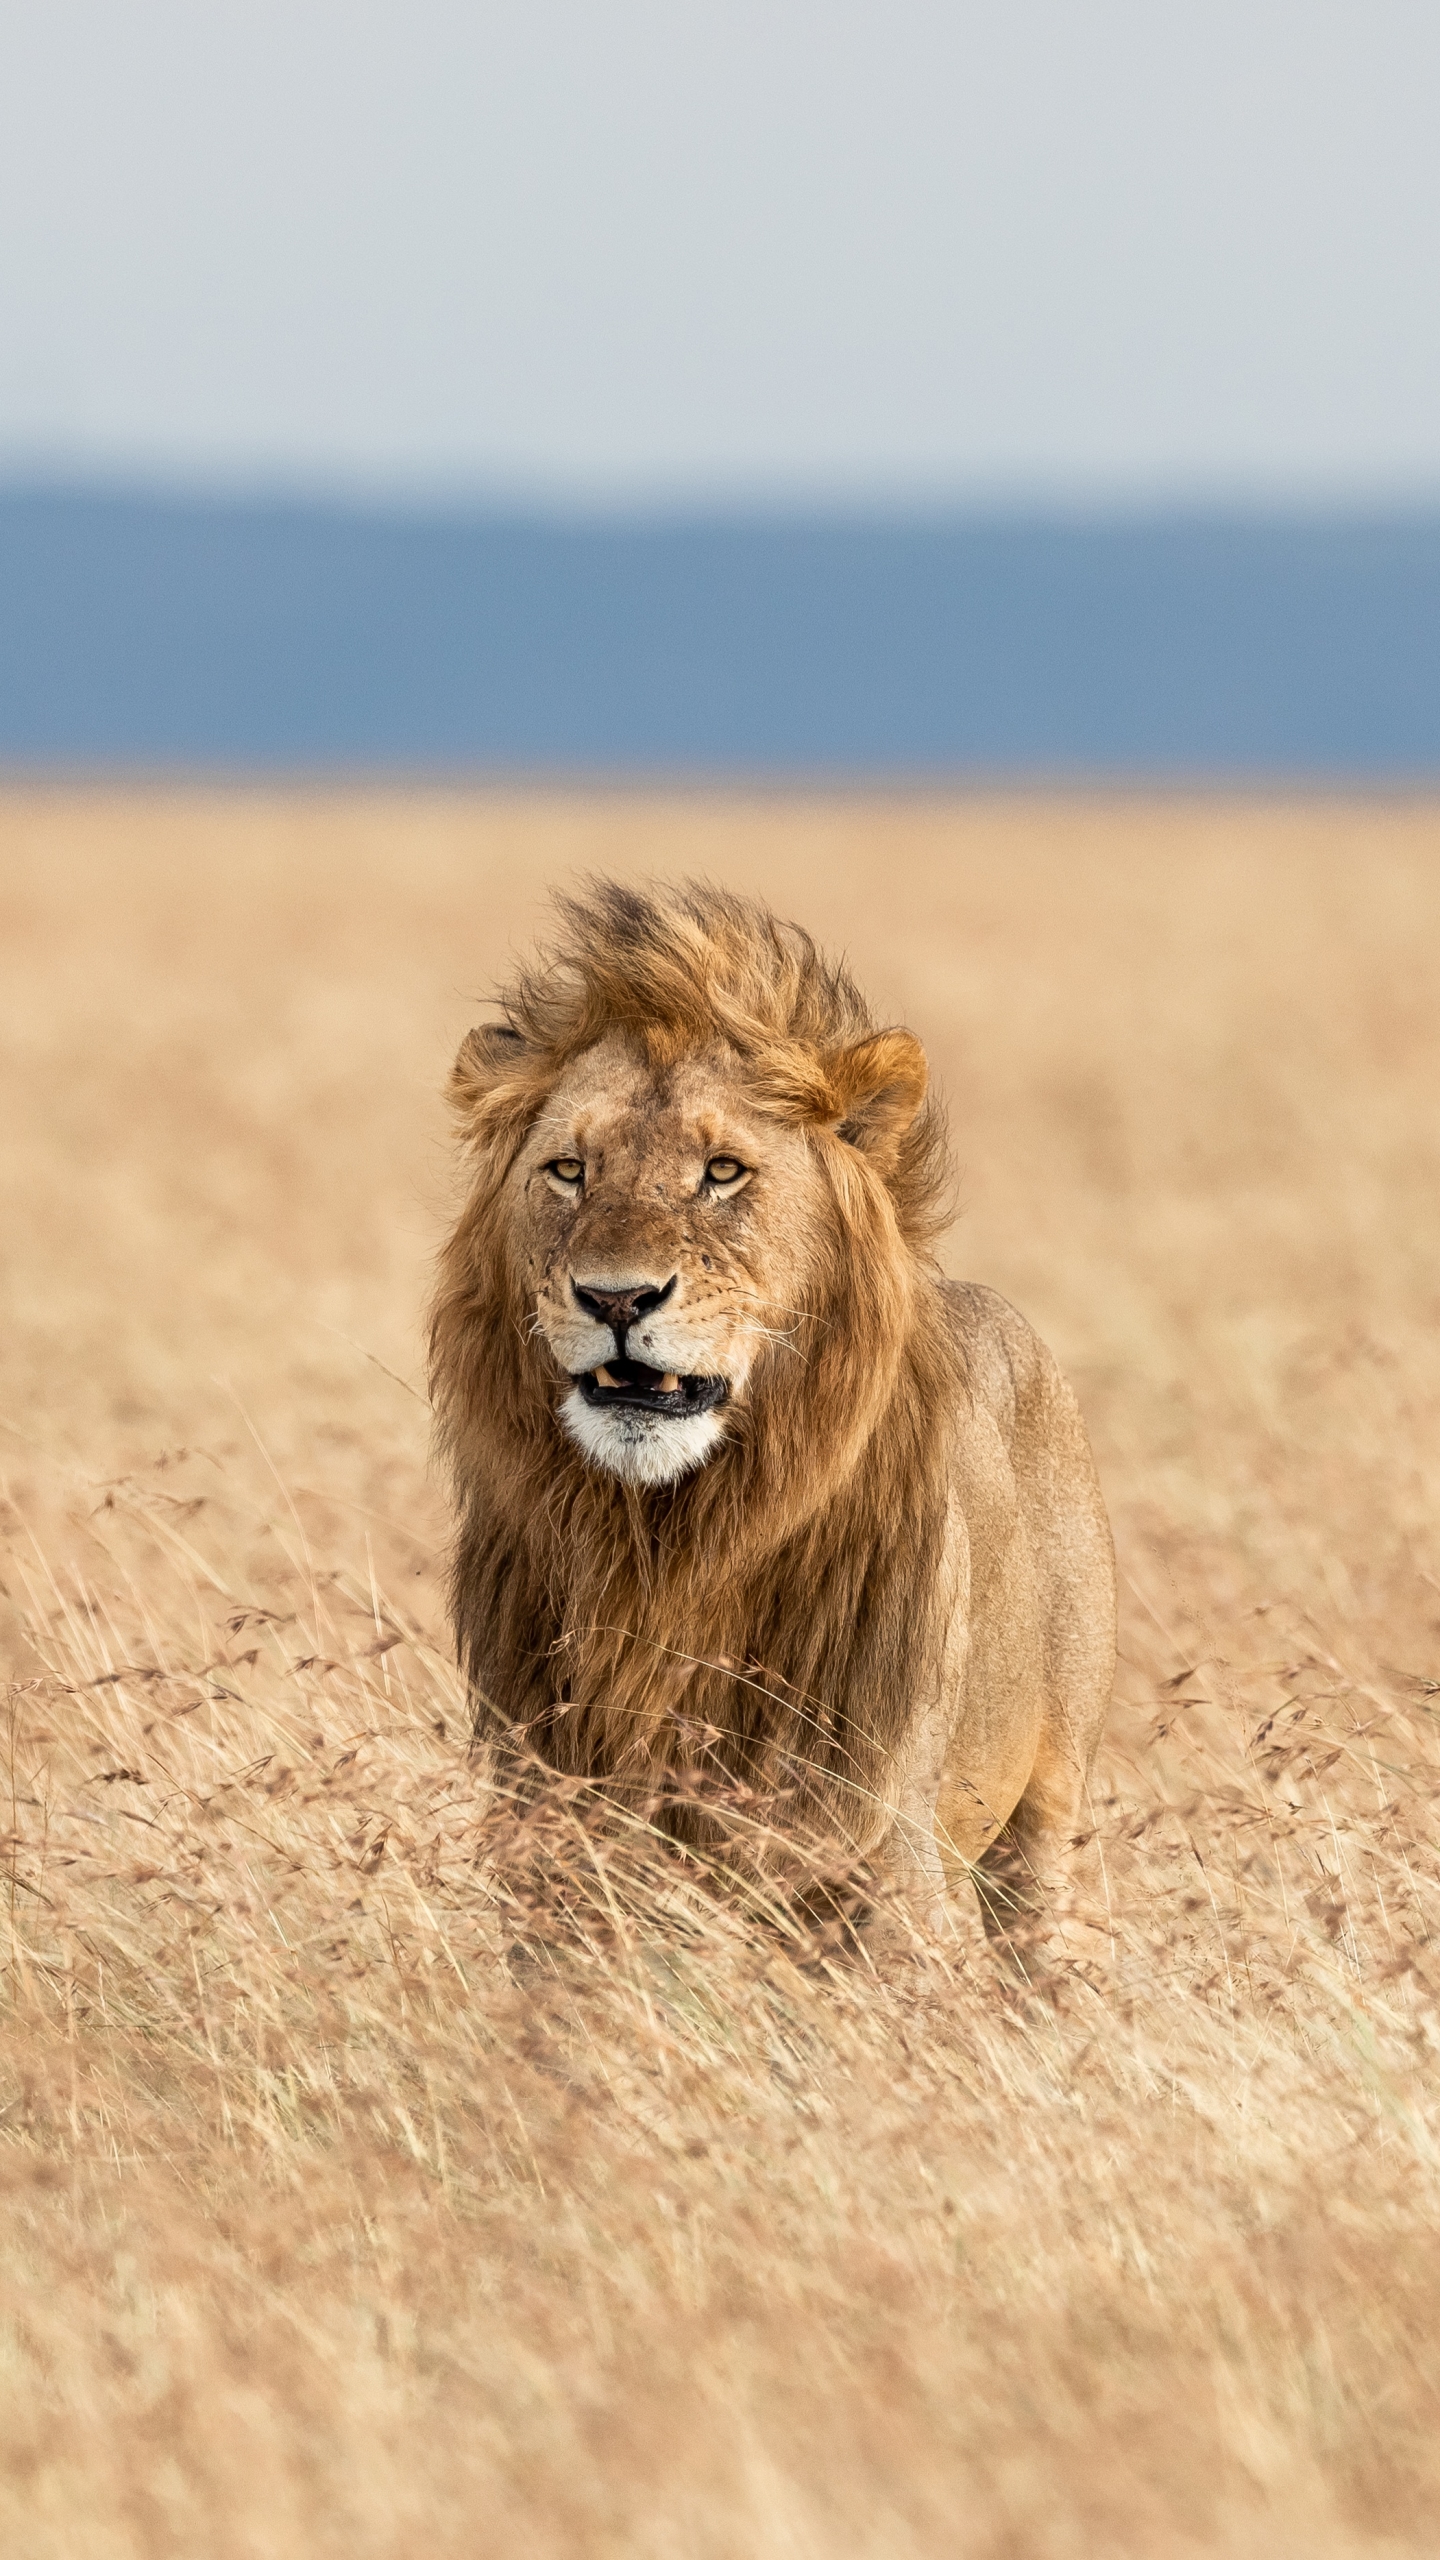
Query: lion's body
430 882 1114 1955
923 1281 1115 1931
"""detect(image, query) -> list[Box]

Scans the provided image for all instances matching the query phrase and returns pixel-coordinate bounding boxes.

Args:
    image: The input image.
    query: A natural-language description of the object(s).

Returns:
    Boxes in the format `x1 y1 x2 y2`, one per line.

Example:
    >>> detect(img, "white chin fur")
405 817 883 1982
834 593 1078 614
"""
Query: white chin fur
560 1385 725 1486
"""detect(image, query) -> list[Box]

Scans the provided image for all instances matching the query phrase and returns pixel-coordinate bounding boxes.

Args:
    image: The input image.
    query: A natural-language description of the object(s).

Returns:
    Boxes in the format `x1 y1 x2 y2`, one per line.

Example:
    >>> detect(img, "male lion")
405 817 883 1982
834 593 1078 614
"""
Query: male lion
430 880 1115 1961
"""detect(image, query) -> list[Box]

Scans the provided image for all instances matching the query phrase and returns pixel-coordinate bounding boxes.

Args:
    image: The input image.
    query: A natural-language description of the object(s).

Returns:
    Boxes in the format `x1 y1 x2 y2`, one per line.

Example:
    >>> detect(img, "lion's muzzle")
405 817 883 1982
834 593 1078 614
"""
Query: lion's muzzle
543 1258 751 1483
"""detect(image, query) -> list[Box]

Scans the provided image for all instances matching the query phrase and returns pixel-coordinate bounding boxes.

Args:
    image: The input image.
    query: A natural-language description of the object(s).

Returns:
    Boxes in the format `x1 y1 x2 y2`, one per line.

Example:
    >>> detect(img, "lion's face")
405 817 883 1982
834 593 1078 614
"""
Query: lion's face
509 1035 825 1485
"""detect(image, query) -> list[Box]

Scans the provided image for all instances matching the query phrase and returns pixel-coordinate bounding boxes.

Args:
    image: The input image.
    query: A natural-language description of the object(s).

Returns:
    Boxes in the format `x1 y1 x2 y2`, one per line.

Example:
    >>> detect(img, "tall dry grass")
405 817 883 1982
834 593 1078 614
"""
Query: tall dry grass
3 786 1440 2556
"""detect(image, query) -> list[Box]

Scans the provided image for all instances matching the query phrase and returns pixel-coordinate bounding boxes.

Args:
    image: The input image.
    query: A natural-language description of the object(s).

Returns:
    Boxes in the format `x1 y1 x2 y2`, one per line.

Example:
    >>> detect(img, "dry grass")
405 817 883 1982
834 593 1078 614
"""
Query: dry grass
3 784 1440 2557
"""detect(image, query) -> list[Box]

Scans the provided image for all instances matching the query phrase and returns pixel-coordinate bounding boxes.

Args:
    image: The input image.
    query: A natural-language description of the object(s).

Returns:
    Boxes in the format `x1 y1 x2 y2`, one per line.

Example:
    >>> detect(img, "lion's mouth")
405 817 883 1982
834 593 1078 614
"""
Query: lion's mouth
574 1359 728 1418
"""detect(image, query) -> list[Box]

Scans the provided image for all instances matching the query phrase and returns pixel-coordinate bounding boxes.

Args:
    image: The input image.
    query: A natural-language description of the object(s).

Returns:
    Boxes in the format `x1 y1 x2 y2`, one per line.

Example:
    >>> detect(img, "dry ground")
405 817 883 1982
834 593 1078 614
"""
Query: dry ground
3 786 1440 2558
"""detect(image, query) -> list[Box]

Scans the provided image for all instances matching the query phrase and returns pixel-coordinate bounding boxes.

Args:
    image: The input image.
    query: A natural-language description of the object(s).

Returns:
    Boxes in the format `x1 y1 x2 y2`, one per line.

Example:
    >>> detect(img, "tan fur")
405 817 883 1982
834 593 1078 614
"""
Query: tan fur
430 880 1115 1956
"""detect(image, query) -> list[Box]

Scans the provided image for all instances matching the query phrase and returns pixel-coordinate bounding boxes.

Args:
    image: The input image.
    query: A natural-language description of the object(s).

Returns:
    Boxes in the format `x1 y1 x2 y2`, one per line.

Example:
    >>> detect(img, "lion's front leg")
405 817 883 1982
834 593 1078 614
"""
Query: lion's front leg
860 1506 985 1960
865 1684 987 1963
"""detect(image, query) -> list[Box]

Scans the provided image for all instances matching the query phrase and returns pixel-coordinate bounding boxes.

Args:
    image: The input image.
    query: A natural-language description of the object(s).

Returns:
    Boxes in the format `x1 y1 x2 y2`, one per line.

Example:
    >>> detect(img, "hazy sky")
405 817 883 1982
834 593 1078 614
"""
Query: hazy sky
3 1 1438 502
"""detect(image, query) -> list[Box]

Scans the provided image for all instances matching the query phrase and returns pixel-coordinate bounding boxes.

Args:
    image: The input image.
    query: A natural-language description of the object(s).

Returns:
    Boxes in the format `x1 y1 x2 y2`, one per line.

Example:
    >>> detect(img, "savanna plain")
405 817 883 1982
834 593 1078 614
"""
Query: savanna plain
3 787 1440 2559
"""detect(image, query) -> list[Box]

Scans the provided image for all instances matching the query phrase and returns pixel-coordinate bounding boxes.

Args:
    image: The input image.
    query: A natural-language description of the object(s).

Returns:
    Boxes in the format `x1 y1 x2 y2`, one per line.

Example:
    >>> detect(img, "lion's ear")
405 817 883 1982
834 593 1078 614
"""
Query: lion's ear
828 1029 928 1166
449 1023 534 1129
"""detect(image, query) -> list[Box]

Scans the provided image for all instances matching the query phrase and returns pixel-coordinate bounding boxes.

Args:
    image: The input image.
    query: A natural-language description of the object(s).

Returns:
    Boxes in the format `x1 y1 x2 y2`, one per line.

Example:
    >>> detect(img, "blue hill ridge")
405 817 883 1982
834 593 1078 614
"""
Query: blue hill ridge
2 485 1437 773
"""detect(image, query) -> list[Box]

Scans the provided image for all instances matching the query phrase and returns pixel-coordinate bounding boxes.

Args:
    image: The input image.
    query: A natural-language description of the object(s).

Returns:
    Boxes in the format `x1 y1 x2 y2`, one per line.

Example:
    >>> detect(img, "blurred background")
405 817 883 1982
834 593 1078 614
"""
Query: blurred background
1 0 1438 775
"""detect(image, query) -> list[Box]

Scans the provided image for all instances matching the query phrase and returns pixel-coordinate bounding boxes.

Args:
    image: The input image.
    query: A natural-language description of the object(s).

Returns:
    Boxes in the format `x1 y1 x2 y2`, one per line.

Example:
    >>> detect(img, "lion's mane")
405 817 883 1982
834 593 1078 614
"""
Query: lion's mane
429 879 963 1853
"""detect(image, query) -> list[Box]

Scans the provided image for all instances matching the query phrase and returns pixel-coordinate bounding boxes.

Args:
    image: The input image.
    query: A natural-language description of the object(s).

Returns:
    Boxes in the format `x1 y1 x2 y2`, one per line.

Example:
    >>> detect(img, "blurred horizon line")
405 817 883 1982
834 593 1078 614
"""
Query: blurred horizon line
7 463 1440 528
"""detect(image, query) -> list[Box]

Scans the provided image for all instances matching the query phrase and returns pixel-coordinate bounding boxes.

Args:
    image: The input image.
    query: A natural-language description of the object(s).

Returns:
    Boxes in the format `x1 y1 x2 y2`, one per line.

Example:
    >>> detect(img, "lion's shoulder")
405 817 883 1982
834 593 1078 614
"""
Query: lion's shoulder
937 1277 1071 1452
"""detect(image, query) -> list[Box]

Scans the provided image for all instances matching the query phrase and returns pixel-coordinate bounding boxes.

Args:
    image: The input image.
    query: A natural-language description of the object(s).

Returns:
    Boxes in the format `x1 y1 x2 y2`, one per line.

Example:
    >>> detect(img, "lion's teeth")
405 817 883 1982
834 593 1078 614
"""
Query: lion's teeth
595 1365 617 1388
659 1373 680 1392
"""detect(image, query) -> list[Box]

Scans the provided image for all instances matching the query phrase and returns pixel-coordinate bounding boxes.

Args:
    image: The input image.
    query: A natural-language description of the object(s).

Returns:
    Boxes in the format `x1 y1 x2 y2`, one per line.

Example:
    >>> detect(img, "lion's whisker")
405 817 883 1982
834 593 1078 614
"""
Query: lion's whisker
741 1321 807 1361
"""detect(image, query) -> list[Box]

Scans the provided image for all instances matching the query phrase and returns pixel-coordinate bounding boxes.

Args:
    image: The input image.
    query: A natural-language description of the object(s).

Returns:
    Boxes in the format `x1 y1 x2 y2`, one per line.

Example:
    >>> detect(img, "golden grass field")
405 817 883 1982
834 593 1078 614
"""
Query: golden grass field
3 785 1440 2557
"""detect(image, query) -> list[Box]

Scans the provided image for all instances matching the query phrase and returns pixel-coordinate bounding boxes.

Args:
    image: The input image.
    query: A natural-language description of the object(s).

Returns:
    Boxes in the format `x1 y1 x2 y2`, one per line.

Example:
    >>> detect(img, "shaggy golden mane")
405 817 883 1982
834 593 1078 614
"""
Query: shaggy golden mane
458 878 954 1251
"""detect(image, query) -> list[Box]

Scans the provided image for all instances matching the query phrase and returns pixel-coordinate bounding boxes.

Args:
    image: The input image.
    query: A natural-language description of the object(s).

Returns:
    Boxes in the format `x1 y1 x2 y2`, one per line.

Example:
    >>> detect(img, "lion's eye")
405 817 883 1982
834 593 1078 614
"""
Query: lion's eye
545 1157 584 1193
704 1156 747 1189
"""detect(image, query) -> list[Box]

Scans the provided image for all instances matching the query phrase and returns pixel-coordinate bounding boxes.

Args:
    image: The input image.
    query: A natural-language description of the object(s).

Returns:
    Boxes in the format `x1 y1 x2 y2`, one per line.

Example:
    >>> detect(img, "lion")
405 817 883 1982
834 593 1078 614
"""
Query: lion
429 879 1115 1963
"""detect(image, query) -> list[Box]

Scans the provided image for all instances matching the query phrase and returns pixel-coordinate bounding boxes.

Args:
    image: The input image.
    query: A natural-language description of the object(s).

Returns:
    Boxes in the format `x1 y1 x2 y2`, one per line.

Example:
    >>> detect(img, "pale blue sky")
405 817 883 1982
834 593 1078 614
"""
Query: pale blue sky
2 1 1438 502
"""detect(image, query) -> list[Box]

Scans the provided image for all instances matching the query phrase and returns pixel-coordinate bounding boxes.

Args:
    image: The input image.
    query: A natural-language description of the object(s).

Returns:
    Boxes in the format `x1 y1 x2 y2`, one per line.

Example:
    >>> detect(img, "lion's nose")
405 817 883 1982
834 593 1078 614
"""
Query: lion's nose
571 1274 678 1338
